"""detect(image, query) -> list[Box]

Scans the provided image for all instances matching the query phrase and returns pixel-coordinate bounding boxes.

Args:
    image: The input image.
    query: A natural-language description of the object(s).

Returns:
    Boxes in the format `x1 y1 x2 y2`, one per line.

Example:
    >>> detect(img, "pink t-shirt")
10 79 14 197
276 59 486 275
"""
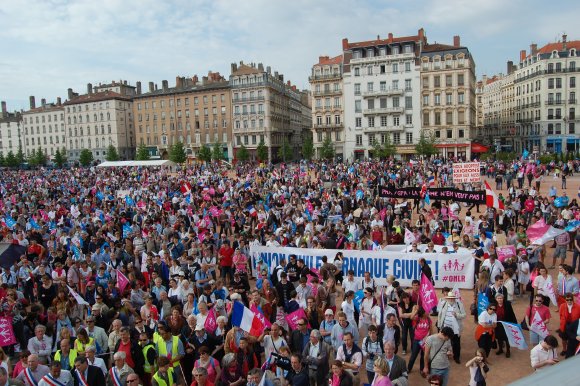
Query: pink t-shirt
526 305 551 322
413 316 432 341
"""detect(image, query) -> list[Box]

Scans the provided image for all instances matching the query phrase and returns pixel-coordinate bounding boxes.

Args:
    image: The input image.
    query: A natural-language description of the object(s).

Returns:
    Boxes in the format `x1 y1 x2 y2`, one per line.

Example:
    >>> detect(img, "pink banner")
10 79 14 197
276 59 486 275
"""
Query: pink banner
526 219 549 242
204 307 217 334
250 303 271 332
116 269 130 293
420 273 438 311
496 245 516 262
0 316 16 346
285 308 309 330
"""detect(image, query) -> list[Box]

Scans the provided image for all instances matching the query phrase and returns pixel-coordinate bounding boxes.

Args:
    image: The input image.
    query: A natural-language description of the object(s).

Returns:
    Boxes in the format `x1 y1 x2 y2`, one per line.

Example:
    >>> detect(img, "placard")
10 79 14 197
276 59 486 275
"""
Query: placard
453 162 481 183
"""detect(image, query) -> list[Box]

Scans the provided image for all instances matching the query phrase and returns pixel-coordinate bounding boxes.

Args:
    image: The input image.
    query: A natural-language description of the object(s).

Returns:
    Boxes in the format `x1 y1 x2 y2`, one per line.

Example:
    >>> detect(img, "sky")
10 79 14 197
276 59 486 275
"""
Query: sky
1 0 580 112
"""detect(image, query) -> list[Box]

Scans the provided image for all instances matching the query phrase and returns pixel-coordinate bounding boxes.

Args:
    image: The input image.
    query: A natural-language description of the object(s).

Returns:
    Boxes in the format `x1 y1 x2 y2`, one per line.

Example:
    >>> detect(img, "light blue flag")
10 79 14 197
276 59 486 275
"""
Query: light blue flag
424 192 431 206
353 290 365 312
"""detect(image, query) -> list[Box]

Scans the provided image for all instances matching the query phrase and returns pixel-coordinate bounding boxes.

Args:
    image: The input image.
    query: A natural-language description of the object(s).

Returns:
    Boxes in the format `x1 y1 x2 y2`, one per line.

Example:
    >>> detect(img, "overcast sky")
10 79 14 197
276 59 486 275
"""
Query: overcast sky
1 0 579 112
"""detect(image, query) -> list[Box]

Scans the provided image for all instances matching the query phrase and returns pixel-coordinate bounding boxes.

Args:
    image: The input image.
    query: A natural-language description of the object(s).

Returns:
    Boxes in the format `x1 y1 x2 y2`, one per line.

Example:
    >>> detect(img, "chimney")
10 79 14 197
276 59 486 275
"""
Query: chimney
162 80 168 91
123 80 127 85
136 81 142 95
453 35 460 48
258 63 264 71
29 96 36 109
57 97 61 106
1 101 6 115
41 98 46 107
507 60 514 75
279 74 284 82
418 28 425 41
342 38 349 50
377 35 380 40
388 33 394 42
287 80 291 86
274 71 278 78
155 84 158 91
176 76 183 89
202 76 208 85
231 63 237 73
520 49 526 62
192 75 199 85
563 34 568 51
530 43 538 55
87 83 93 94
148 82 154 92
319 56 329 63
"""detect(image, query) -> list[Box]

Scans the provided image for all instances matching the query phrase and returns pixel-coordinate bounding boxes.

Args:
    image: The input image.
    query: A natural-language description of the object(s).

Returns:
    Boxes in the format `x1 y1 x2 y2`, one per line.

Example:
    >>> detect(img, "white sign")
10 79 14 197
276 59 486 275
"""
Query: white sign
250 245 475 289
453 162 481 183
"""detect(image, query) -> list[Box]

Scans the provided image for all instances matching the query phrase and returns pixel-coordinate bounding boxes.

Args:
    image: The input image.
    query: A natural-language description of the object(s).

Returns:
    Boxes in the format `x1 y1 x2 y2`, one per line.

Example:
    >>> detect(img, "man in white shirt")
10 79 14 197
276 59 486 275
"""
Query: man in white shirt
84 345 107 376
481 255 504 283
530 335 559 371
342 270 359 293
38 361 73 386
27 325 53 364
260 323 288 359
16 355 49 386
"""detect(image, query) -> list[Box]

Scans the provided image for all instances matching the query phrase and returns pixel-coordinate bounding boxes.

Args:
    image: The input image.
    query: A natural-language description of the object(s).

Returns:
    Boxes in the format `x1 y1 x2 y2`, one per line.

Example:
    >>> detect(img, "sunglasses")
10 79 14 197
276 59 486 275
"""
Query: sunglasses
127 379 139 383
298 323 306 326
193 374 205 377
567 299 574 302
489 308 496 311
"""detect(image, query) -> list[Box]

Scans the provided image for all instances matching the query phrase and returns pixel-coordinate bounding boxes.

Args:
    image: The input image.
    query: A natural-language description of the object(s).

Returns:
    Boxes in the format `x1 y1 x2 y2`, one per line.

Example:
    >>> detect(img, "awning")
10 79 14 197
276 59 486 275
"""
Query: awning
471 143 489 153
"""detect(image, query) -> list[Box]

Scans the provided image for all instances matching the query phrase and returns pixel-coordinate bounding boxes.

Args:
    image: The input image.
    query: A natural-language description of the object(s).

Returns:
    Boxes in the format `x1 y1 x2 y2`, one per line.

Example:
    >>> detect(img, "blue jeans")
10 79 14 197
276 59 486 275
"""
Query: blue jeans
430 367 450 386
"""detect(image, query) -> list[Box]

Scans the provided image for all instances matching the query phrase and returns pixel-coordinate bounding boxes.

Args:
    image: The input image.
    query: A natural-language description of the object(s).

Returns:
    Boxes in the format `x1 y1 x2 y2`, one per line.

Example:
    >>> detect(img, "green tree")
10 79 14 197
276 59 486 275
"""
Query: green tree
169 141 187 164
53 148 67 167
319 136 335 160
105 145 120 161
5 151 18 167
16 145 25 166
37 147 47 166
372 136 397 160
301 135 314 161
278 138 293 162
79 149 94 167
28 149 39 167
198 144 212 162
136 144 150 161
0 152 5 167
415 130 438 158
236 145 250 163
212 142 224 161
256 140 268 162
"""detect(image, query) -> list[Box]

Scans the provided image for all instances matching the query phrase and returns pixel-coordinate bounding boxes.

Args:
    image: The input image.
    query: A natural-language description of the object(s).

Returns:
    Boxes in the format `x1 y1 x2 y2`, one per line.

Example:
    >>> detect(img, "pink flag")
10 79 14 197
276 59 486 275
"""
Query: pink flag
419 273 438 311
285 308 309 330
250 303 271 332
204 307 217 334
116 269 130 293
39 210 49 222
530 311 549 338
379 208 387 221
0 316 16 346
496 245 517 262
198 231 206 243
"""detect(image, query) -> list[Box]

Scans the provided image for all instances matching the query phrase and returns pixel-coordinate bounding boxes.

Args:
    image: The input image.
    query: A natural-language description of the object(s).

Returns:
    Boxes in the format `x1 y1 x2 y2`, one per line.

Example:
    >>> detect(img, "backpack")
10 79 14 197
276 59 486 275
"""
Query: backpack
364 336 384 354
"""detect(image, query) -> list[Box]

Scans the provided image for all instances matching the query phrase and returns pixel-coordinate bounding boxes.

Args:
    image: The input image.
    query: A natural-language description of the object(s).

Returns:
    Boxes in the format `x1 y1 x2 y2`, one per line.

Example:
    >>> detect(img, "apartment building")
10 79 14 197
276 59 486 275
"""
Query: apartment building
22 96 65 160
230 61 311 162
420 36 477 159
64 83 135 162
514 35 580 154
309 55 345 159
342 30 425 160
0 101 22 158
133 73 232 160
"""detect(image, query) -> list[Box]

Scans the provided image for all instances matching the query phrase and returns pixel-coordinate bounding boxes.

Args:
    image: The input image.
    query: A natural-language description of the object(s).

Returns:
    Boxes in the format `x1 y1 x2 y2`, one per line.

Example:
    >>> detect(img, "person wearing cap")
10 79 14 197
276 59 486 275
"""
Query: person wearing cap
320 309 336 346
38 361 72 386
437 291 466 364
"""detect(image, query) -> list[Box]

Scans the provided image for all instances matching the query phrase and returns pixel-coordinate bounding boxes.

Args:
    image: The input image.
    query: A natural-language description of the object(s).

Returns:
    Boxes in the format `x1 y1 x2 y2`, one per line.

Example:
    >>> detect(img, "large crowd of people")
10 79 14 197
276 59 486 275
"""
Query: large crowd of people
0 157 578 386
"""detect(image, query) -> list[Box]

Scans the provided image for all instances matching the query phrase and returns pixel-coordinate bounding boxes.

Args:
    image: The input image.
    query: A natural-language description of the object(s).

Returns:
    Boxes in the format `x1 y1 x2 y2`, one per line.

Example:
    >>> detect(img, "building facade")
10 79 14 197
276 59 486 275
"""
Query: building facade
230 62 311 162
133 73 232 160
0 101 22 158
420 36 477 160
64 84 135 162
514 36 580 154
342 30 425 160
22 96 65 161
309 55 345 159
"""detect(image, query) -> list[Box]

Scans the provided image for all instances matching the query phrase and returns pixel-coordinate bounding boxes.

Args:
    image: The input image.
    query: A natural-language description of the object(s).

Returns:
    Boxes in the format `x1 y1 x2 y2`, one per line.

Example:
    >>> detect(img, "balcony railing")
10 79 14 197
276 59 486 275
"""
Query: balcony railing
362 88 404 98
232 96 265 103
363 107 404 115
313 123 344 129
309 73 342 81
312 89 342 96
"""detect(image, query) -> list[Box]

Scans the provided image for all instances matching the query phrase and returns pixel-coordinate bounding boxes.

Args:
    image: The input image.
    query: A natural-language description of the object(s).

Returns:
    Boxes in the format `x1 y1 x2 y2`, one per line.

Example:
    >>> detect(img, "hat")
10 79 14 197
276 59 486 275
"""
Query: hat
87 281 95 287
194 324 204 331
324 309 334 316
230 293 242 301
444 291 457 299
91 304 100 311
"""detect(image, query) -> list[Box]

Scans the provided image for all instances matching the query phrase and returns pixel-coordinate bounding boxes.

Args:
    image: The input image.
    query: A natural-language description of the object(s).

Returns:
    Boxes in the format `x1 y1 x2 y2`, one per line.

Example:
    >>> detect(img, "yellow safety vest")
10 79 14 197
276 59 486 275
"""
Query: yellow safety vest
54 349 78 369
152 368 174 386
156 335 180 368
142 344 156 374
75 337 95 353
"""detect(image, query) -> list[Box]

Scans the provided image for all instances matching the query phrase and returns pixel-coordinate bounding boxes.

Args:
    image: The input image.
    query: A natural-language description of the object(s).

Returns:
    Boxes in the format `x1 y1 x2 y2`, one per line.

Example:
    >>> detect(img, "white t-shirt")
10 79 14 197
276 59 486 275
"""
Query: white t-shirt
341 300 356 325
478 311 497 326
262 335 288 359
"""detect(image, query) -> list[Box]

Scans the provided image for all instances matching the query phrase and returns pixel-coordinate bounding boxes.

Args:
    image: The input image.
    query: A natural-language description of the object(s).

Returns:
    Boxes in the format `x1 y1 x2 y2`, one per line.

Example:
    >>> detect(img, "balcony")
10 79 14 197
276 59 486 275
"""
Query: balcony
363 107 404 115
363 125 404 132
570 99 577 104
313 123 344 130
362 88 404 98
232 96 265 103
231 81 267 89
309 73 342 81
350 52 414 64
312 89 342 96
546 100 564 105
315 105 340 112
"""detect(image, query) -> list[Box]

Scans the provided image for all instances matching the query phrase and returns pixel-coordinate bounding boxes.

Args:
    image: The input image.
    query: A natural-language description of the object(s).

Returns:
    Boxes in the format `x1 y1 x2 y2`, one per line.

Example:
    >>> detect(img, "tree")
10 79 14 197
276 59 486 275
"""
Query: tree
372 136 397 160
415 130 438 158
0 152 5 167
79 149 94 167
256 140 268 162
236 145 250 163
136 143 150 161
169 141 187 164
53 148 67 167
278 138 293 162
302 135 314 161
198 144 212 163
16 145 25 166
212 142 224 161
5 151 18 168
28 149 39 167
319 136 335 160
106 145 120 161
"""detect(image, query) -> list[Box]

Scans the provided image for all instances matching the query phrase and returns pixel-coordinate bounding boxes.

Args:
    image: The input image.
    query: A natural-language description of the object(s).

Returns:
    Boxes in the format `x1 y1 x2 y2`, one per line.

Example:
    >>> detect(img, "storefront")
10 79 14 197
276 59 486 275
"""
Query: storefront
435 143 470 160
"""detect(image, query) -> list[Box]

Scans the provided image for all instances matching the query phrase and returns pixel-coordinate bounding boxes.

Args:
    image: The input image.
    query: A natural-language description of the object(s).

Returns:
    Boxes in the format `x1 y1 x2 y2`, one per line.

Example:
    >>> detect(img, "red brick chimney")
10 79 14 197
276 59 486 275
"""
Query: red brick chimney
520 49 527 62
453 35 460 47
319 56 329 63
342 38 349 50
388 33 394 42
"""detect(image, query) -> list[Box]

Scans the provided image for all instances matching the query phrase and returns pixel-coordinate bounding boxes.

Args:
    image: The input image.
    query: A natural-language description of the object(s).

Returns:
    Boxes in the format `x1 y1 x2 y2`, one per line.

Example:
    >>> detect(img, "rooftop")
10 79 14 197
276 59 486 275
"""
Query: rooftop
63 90 132 105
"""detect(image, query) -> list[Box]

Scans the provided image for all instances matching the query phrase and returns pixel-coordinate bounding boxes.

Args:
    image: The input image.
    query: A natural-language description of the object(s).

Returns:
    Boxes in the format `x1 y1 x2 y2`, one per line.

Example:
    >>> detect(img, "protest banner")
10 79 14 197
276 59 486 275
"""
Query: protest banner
0 316 16 346
378 186 485 204
496 245 516 262
452 162 481 183
250 245 475 289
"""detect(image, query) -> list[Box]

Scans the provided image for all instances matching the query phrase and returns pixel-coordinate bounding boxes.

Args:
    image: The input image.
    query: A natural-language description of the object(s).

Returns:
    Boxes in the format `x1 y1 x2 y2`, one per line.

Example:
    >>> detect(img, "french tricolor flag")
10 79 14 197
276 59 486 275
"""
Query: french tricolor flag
427 175 435 187
248 206 257 217
484 181 504 209
232 301 264 336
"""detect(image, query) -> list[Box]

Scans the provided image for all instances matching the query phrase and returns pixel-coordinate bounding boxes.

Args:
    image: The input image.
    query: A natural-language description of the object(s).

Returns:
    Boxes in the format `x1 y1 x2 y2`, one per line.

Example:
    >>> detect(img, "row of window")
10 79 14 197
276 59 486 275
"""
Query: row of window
68 112 111 124
423 111 467 125
422 93 466 106
69 137 113 150
314 97 342 109
68 101 124 113
24 125 65 135
139 119 228 133
355 79 412 94
421 56 466 70
138 107 227 121
518 76 576 95
68 125 112 137
231 74 268 86
352 45 414 59
23 114 64 124
313 83 341 94
355 115 413 127
422 74 466 88
137 94 226 110
353 61 413 76
547 123 576 135
25 136 64 146
234 119 265 130
316 131 341 142
235 134 266 146
315 115 341 126
354 97 413 112
355 132 413 146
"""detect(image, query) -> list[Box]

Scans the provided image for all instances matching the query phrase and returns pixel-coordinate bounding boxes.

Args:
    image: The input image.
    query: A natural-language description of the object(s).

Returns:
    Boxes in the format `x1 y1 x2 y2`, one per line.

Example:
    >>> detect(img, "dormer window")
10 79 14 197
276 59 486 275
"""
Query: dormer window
571 49 577 57
551 50 559 59
367 49 374 58
353 50 362 59
392 46 400 55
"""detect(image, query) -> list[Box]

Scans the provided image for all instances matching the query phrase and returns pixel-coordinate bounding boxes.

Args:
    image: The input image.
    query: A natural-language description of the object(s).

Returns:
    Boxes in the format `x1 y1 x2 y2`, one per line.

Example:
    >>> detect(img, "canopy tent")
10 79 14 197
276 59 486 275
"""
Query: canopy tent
509 355 580 386
96 160 177 168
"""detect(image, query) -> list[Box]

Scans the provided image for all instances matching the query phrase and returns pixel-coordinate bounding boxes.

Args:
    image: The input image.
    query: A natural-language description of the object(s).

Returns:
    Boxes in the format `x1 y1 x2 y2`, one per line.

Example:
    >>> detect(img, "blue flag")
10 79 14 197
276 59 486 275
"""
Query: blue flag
353 290 365 312
125 196 135 206
71 245 82 261
424 192 431 206
477 293 489 316
3 216 16 229
122 223 133 238
96 191 104 201
30 218 41 230
522 149 529 159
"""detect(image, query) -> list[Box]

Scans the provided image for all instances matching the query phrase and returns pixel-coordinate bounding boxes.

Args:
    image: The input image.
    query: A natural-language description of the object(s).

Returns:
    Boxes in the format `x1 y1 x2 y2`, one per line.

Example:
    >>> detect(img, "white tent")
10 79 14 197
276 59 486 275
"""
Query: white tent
96 160 177 168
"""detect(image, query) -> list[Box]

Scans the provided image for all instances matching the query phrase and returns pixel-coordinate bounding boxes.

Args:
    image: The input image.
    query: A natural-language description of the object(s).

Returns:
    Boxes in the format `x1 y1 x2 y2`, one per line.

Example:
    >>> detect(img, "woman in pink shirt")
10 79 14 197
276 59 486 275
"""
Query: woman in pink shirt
12 350 29 378
407 306 433 373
